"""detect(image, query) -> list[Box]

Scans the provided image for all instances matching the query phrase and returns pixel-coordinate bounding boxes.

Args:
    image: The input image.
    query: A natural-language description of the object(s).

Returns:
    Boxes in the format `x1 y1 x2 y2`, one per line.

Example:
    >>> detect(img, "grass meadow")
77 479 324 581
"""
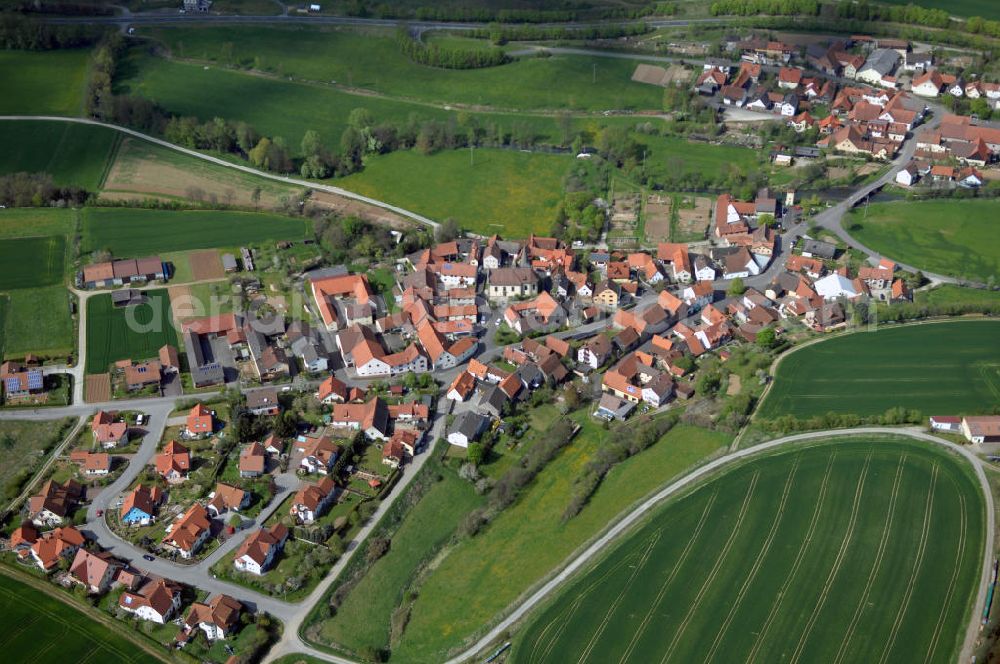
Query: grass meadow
85 289 179 374
848 199 1000 283
0 571 149 663
336 148 570 236
0 50 91 116
143 26 664 112
0 121 119 190
370 421 729 662
117 48 642 155
512 437 984 664
758 321 1000 419
639 133 764 182
81 208 310 255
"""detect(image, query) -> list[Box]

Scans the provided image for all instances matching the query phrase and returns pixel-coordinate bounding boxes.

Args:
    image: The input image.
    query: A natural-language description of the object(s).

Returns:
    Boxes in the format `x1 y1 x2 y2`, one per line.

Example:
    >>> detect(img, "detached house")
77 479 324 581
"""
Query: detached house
290 476 337 524
155 441 191 483
331 397 389 440
234 523 289 575
246 387 281 416
92 410 128 448
184 595 242 642
69 549 120 594
577 335 612 371
206 483 250 518
121 484 164 526
163 503 212 558
119 579 182 624
315 375 348 405
486 267 539 301
30 525 85 571
238 442 267 478
185 404 214 438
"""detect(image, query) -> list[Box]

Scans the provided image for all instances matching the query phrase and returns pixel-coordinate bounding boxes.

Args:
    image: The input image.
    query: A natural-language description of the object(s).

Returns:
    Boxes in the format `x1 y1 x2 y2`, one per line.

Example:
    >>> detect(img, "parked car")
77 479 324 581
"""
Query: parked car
142 554 155 561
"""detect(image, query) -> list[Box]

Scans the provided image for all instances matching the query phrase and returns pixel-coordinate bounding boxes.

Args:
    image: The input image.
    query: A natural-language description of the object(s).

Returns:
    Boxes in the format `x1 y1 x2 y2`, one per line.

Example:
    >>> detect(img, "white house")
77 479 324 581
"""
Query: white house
447 412 488 448
119 580 182 624
814 273 859 301
577 335 612 371
234 524 289 576
895 163 918 187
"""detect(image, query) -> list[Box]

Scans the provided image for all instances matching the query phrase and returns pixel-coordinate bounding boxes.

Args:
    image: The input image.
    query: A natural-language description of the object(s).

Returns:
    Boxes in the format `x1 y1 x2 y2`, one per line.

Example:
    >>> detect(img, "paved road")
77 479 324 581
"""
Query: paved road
0 116 439 231
444 426 996 664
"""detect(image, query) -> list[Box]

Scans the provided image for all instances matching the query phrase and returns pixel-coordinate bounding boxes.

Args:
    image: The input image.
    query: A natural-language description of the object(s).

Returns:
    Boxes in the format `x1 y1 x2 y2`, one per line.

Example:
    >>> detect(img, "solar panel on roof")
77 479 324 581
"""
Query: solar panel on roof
28 372 43 389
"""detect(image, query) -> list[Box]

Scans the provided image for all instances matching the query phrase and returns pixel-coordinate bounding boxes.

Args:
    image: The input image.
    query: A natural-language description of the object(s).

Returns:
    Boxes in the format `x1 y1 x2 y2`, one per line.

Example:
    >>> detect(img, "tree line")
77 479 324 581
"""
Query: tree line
709 0 820 17
0 13 106 50
396 30 510 70
340 1 665 24
0 172 88 208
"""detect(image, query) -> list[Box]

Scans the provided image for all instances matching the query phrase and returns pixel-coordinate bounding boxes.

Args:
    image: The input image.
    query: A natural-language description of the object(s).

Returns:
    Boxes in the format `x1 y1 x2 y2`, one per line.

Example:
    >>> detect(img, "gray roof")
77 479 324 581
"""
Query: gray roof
246 387 280 410
477 384 508 417
454 412 488 440
307 265 349 281
222 254 238 270
861 48 899 77
802 239 837 259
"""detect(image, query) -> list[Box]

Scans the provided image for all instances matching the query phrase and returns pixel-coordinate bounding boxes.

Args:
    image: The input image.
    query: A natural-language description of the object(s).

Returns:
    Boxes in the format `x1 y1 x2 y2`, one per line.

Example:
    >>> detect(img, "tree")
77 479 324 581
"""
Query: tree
436 217 460 242
727 277 746 296
696 371 721 396
251 186 262 211
301 129 324 158
348 108 375 131
755 326 777 348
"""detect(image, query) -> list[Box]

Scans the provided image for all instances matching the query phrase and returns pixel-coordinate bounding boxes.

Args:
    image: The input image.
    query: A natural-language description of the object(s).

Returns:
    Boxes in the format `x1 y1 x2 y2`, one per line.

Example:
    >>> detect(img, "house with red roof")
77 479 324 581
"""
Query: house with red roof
69 548 121 594
234 523 288 575
238 442 267 478
91 410 128 448
30 525 85 571
185 404 214 439
155 441 191 483
119 579 182 623
290 476 337 524
163 503 212 558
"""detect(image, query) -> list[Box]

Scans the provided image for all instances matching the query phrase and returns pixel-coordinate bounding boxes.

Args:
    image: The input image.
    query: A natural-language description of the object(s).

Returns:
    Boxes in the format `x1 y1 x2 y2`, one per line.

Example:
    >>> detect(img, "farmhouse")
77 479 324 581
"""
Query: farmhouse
961 416 1000 445
310 273 374 331
82 256 166 289
0 360 44 402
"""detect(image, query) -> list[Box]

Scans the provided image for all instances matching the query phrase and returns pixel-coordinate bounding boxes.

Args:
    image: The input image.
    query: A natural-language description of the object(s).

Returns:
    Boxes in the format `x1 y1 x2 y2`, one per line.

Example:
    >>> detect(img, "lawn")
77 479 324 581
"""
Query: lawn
847 199 1000 283
0 236 65 290
81 208 311 255
337 148 569 236
85 289 179 374
143 26 664 112
758 320 1000 419
117 49 642 155
309 457 484 655
0 570 159 663
0 120 119 190
511 436 985 664
380 421 730 662
4 286 75 358
0 49 91 116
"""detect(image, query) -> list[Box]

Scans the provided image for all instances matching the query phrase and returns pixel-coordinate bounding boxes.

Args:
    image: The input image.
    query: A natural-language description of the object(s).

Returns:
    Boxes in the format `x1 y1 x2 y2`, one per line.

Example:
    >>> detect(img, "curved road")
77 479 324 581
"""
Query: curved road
0 116 439 230
445 426 996 664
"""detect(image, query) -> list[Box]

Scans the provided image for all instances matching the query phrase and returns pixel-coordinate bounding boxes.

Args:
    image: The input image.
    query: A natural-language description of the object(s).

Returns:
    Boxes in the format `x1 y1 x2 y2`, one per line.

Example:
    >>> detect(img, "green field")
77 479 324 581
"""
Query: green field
144 26 663 112
0 571 151 663
3 286 74 359
0 50 91 116
117 49 641 155
512 436 985 664
377 422 730 662
0 208 75 240
85 289 179 374
848 200 1000 283
0 236 65 290
337 149 569 236
758 321 1000 419
0 121 119 189
915 284 1000 308
81 208 311 255
0 419 72 498
640 133 764 182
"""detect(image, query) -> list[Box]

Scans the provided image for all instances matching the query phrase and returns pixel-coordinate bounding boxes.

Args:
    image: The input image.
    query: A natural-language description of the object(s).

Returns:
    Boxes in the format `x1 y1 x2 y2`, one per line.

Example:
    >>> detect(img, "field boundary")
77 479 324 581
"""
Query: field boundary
446 427 996 664
0 116 440 230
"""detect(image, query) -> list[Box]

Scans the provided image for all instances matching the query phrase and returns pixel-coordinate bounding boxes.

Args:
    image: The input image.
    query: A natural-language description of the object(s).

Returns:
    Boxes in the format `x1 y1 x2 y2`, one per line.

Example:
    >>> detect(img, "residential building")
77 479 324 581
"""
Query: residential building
239 442 267 478
316 375 348 404
234 523 289 575
290 476 337 524
185 404 214 438
69 549 120 594
28 479 83 526
206 483 250 518
184 595 242 642
92 410 128 448
30 525 85 570
121 484 163 526
119 579 182 624
297 434 342 474
486 267 539 301
163 503 212 558
155 441 191 482
331 397 389 440
447 412 489 448
246 387 281 416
